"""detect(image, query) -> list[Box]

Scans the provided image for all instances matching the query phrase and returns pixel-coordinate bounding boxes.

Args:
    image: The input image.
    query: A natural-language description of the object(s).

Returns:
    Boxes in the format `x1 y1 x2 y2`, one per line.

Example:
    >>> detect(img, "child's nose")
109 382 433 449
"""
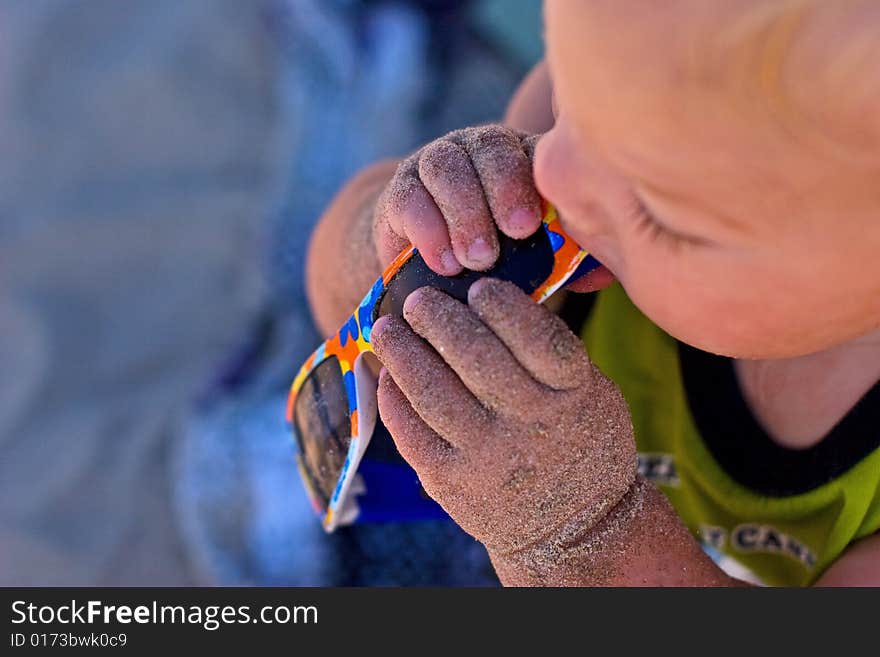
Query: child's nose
533 129 570 208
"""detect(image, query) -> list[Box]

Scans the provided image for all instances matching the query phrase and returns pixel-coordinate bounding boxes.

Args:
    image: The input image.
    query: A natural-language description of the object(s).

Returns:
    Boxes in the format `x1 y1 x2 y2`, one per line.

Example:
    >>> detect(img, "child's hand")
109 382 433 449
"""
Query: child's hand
371 278 637 561
373 126 543 275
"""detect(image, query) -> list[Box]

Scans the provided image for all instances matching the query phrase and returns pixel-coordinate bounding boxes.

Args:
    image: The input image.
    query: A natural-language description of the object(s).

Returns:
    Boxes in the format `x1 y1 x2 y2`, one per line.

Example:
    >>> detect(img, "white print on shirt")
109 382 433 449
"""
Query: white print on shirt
637 452 679 487
699 523 817 568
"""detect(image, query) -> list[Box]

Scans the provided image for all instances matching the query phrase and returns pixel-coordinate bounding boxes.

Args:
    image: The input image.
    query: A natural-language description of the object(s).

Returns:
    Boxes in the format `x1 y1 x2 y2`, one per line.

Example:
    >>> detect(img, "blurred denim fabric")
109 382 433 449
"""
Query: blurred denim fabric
1 0 540 585
178 0 540 586
0 0 278 585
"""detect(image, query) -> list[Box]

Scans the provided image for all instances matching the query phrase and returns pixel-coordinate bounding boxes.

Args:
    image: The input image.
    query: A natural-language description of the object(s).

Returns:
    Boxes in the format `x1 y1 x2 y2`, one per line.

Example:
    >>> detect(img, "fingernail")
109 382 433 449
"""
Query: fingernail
508 207 539 236
467 278 487 303
466 237 496 269
371 315 390 342
402 289 423 316
467 277 497 303
440 248 461 274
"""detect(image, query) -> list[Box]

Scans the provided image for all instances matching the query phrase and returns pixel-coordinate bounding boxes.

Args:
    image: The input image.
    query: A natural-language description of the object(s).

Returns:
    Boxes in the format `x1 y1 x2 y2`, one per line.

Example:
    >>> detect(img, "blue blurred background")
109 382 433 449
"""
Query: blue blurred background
0 0 542 585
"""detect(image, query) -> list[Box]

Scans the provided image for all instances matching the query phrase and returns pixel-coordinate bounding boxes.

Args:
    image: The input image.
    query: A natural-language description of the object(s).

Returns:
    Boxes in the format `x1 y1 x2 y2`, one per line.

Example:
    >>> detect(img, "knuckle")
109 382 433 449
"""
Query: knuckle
442 127 468 144
547 325 587 368
420 137 456 159
386 156 419 195
397 152 420 176
469 125 520 156
409 374 437 408
531 315 588 369
418 139 467 178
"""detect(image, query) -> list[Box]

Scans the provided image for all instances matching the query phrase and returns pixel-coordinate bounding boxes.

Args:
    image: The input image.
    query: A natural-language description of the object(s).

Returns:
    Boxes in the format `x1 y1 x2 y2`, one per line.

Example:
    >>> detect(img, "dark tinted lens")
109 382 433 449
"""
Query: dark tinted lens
375 228 555 320
293 355 352 509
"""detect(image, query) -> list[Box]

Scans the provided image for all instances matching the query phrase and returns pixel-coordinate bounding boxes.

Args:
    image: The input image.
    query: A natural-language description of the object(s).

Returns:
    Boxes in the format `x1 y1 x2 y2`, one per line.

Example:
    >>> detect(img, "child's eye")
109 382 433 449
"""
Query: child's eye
631 197 701 251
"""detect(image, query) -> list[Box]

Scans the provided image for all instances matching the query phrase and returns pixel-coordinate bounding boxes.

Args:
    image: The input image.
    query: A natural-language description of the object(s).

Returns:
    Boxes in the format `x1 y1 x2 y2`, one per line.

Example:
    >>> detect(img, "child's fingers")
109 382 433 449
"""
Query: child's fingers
373 215 411 269
400 184 462 276
374 156 461 276
377 368 456 486
402 286 548 416
468 278 592 390
521 133 541 161
418 139 499 271
459 126 542 239
371 160 418 266
374 156 462 275
371 314 494 448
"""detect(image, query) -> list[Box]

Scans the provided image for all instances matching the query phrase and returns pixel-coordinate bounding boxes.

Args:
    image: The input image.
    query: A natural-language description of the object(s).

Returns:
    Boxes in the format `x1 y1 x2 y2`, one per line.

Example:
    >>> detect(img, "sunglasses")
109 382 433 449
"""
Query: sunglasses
287 203 600 531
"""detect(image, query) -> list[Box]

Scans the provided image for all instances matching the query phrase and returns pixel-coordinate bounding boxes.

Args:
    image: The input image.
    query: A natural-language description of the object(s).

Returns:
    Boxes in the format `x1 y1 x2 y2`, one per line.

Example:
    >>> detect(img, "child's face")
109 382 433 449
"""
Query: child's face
535 0 880 359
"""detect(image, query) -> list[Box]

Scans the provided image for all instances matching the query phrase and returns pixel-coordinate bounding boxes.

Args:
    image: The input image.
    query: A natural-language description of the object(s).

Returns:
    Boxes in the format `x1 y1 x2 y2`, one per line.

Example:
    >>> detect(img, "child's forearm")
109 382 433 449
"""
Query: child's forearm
305 160 399 336
488 477 746 587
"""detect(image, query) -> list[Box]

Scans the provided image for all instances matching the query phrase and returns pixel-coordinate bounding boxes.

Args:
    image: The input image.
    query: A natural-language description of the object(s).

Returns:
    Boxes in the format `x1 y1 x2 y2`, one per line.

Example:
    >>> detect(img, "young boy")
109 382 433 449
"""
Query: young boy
305 0 880 585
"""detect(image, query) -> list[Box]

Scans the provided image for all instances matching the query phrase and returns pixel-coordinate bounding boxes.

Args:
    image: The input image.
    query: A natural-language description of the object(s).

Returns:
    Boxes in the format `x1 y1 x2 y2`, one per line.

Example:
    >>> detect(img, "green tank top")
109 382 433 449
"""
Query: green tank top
579 284 880 586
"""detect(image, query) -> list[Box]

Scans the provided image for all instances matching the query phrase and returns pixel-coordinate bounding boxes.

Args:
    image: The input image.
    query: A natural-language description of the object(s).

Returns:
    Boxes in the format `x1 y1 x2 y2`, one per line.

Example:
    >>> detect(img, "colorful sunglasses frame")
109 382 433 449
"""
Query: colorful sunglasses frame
287 203 593 531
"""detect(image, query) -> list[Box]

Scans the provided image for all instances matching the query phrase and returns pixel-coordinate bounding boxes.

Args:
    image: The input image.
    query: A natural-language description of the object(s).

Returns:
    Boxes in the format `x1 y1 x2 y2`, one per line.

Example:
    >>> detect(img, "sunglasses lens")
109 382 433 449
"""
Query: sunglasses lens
374 227 556 320
293 355 352 510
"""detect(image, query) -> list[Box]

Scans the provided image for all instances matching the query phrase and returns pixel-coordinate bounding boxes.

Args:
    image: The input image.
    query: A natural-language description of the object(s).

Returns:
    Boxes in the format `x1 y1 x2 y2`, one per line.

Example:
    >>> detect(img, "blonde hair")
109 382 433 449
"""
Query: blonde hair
692 0 880 163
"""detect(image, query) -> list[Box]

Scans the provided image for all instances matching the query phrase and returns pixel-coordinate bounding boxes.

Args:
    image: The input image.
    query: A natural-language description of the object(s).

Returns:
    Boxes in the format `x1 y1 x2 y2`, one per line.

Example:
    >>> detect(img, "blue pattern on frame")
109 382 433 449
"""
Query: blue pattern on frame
358 277 385 342
545 224 564 252
339 314 360 347
343 369 358 413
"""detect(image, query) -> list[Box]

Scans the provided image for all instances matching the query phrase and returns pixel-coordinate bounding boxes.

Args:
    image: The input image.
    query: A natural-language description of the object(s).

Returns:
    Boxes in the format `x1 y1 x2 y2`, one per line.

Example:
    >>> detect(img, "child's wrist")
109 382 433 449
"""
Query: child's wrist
488 476 649 586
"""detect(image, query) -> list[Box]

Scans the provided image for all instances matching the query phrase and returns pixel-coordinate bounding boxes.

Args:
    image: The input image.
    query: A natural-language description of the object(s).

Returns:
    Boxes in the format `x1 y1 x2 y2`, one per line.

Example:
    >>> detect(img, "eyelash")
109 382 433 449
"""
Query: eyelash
631 199 694 251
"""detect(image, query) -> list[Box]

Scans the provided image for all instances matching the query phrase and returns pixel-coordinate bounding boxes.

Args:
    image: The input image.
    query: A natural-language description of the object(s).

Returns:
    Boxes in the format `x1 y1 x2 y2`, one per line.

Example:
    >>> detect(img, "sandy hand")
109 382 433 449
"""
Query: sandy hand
370 278 637 570
372 125 543 275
